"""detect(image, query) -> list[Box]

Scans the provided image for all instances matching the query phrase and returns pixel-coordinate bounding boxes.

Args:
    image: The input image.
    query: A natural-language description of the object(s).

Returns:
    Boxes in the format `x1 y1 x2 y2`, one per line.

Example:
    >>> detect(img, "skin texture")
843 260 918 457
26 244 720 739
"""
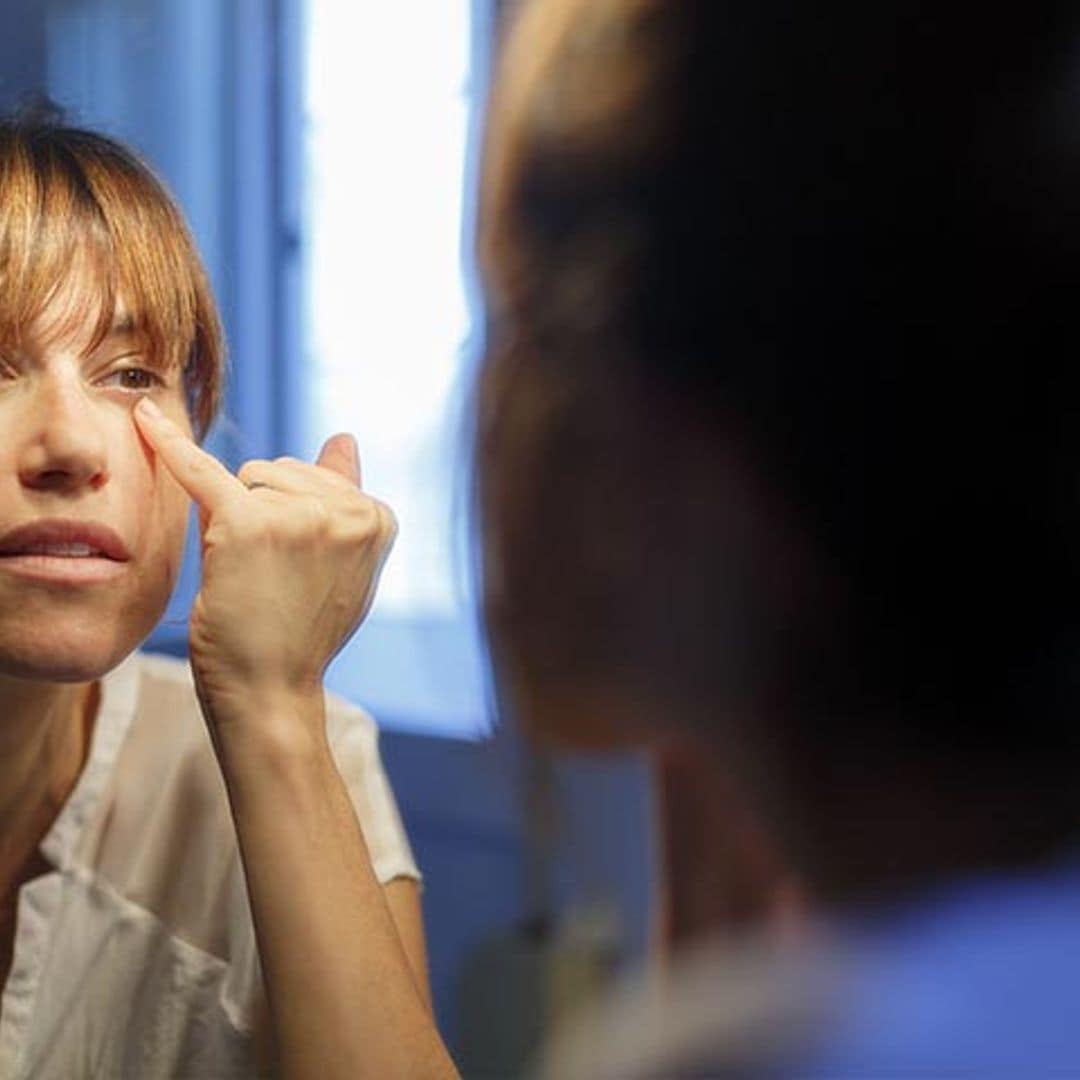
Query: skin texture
0 285 191 683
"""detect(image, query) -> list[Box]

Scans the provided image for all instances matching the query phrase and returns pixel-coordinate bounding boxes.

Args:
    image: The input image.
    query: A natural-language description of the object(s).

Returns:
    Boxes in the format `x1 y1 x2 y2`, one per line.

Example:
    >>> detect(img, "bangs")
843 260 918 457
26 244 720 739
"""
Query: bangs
0 123 223 436
0 137 112 352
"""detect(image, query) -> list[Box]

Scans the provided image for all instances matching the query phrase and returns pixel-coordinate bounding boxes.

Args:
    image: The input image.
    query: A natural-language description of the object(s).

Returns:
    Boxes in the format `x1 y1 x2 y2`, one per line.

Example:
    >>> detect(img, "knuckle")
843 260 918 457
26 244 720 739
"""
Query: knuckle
212 507 248 543
369 497 397 538
374 504 398 548
183 450 207 476
237 459 269 485
325 471 358 495
381 502 399 540
348 497 381 538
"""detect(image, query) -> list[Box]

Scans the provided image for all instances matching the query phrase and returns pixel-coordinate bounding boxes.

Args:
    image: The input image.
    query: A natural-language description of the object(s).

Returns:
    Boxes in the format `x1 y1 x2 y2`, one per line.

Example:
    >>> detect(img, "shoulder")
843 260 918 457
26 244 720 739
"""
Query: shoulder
128 649 202 724
319 688 420 885
811 869 1080 1074
535 932 838 1080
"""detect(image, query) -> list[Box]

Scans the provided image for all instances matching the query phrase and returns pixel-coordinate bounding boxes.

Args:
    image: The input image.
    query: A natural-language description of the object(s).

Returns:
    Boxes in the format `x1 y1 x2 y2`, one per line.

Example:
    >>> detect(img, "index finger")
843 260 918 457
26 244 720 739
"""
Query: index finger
134 398 246 512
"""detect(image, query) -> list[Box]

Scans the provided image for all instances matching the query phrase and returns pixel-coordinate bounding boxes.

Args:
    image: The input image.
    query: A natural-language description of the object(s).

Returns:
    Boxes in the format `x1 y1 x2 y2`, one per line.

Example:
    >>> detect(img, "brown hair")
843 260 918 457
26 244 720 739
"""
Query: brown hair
0 107 224 438
475 0 1080 894
475 0 763 743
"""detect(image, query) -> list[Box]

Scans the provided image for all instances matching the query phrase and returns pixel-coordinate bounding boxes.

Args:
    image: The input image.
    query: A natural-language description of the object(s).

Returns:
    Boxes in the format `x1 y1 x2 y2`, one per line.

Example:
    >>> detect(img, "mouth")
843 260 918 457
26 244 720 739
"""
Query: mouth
0 520 131 585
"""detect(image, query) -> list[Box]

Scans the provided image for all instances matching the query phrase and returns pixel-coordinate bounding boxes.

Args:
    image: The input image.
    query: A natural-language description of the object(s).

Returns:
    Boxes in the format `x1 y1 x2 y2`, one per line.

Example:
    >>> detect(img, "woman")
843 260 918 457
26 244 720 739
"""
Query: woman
475 0 1080 1074
0 111 455 1077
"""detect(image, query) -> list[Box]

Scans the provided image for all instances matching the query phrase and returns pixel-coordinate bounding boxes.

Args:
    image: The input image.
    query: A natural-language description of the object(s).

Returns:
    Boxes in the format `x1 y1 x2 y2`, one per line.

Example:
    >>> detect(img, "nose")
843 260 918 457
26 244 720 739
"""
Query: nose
17 373 110 494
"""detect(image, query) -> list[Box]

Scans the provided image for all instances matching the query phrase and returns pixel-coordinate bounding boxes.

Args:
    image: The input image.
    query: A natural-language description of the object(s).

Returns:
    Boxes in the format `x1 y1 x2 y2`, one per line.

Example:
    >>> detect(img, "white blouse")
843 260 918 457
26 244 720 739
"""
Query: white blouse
0 652 419 1079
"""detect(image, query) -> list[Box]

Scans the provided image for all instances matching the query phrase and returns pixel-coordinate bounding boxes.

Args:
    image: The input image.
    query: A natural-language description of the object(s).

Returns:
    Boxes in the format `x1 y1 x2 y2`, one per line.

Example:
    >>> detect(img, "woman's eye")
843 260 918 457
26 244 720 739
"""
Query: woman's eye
102 367 162 392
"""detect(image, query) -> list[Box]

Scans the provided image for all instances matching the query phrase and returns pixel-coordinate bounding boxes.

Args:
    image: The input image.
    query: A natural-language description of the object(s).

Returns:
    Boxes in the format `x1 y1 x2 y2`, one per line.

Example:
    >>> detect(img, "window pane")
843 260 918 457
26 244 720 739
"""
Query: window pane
301 0 491 737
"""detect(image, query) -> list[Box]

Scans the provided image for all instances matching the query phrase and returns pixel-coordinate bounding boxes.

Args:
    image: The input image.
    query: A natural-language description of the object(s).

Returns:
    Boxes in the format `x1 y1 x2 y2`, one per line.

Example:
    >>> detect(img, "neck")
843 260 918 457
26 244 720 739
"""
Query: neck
652 735 805 953
0 674 98 889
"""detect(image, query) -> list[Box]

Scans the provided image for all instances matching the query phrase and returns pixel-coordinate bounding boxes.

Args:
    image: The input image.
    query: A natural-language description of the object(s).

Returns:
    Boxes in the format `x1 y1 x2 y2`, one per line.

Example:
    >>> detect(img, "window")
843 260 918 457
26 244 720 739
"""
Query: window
295 0 493 737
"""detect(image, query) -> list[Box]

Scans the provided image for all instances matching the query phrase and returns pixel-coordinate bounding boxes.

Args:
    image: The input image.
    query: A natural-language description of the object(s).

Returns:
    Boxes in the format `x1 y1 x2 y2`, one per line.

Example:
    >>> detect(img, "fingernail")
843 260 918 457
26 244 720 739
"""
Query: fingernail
136 397 164 421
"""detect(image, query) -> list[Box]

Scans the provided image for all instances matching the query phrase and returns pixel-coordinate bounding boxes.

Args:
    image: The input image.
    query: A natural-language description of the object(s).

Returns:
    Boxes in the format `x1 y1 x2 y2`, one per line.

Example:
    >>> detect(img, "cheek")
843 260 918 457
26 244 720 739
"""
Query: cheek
149 470 192 572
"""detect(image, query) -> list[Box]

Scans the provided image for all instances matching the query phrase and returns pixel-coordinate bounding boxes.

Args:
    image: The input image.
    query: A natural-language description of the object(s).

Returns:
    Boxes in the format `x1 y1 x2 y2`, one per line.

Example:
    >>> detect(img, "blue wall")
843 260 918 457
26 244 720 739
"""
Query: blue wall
0 0 46 107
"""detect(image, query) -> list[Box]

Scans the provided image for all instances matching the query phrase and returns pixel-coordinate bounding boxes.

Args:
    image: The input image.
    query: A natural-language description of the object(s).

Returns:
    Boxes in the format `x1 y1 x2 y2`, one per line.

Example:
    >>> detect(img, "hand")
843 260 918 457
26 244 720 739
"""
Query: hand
133 397 396 735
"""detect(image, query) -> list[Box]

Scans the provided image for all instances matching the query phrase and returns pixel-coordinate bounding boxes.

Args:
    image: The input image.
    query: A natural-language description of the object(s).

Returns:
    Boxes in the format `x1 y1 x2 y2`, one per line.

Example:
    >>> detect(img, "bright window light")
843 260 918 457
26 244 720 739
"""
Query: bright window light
300 0 491 737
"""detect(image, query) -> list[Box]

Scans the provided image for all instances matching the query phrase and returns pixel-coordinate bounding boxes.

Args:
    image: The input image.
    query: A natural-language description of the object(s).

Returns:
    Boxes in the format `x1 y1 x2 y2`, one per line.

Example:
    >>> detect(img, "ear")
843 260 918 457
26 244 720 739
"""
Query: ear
316 433 362 488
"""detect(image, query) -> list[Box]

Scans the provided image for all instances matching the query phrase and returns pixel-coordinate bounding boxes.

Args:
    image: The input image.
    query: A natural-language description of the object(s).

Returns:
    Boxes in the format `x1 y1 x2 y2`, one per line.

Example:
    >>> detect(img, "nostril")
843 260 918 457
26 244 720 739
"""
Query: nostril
17 420 111 490
24 469 73 491
23 465 107 492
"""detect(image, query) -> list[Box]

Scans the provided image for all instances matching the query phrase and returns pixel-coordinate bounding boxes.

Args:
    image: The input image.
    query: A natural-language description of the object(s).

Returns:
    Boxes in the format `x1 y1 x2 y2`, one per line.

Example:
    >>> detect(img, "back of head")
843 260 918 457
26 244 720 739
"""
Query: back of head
478 1 1080 894
0 102 223 437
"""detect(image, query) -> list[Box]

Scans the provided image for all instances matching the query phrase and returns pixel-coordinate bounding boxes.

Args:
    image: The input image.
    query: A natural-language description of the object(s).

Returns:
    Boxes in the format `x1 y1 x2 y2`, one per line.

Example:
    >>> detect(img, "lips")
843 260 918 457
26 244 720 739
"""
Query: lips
0 520 131 561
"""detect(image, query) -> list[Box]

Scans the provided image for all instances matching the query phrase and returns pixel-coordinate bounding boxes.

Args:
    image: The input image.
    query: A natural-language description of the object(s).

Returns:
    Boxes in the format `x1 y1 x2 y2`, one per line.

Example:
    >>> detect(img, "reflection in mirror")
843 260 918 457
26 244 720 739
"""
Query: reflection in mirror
0 2 657 1075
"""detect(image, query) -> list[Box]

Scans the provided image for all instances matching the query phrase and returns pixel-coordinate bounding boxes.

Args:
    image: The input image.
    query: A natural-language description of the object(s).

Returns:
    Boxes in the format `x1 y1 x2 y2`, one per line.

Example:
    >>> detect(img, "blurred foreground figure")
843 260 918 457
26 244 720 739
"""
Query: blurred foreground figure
476 0 1080 1074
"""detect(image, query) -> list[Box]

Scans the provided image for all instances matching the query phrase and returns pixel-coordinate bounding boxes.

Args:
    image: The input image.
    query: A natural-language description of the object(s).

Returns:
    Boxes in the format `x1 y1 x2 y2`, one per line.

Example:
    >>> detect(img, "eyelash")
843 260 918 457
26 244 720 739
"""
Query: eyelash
0 356 167 392
99 364 166 393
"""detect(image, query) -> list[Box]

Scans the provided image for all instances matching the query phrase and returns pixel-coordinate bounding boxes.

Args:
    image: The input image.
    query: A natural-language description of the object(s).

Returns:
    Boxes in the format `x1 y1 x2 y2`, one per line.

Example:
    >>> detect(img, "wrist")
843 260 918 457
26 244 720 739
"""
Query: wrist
202 683 331 767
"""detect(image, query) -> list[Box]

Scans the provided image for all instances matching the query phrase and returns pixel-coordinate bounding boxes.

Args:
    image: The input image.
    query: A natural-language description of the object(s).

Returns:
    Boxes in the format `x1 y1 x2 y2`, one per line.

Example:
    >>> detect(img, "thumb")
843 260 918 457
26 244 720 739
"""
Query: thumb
316 433 362 488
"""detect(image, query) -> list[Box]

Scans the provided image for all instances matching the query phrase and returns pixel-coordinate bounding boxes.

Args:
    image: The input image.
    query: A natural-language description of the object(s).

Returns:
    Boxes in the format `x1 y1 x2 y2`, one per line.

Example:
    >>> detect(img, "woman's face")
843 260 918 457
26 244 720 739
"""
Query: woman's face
0 274 192 682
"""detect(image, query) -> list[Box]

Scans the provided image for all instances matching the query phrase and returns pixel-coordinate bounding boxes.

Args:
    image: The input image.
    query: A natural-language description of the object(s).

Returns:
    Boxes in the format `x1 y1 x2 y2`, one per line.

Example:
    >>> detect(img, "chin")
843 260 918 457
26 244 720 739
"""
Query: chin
0 621 145 684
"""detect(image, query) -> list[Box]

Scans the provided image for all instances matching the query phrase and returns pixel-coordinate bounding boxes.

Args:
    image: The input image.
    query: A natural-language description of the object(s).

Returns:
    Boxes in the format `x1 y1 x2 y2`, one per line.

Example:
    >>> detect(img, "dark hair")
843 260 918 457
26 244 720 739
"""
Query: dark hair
477 1 1080 893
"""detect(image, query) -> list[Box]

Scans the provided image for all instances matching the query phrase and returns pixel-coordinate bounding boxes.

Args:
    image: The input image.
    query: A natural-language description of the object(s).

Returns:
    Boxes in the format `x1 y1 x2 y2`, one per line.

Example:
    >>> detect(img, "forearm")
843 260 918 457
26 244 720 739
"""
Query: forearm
214 697 458 1080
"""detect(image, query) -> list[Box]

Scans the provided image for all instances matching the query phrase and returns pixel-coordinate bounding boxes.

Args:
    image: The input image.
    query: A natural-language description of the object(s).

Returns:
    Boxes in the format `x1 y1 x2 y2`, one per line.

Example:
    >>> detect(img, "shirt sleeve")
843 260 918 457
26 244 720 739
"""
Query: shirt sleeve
323 692 422 885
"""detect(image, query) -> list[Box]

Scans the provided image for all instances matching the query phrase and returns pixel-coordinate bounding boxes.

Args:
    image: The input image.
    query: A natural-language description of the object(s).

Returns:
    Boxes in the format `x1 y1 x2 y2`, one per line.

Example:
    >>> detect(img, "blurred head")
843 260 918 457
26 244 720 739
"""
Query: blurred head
0 107 224 682
476 0 1080 895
